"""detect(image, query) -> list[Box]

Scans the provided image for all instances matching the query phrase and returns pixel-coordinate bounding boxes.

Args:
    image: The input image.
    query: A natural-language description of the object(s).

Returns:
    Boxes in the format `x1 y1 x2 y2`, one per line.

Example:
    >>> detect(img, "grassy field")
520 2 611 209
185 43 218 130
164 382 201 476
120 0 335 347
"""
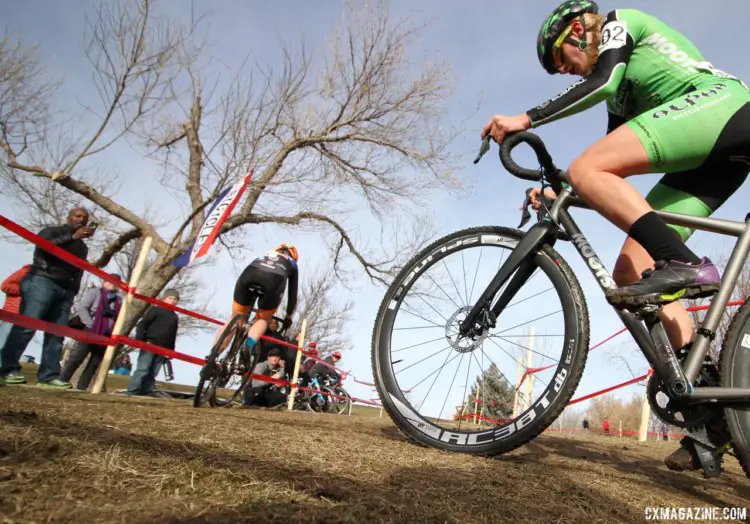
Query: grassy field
18 362 197 395
1 384 748 523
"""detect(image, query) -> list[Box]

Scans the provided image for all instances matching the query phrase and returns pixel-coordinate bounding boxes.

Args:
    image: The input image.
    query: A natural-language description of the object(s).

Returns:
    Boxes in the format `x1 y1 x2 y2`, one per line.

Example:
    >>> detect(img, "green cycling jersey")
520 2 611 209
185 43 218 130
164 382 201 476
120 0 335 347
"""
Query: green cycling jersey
526 9 750 240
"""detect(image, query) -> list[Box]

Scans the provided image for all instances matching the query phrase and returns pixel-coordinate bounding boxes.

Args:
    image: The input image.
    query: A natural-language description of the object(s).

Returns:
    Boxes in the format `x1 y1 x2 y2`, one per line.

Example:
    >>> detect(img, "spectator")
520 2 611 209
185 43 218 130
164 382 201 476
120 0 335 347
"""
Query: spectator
309 350 342 385
242 348 286 407
582 418 589 431
0 264 32 350
0 208 93 387
59 275 123 390
299 343 319 384
256 317 287 362
662 423 669 442
112 353 132 376
603 417 610 435
126 289 180 396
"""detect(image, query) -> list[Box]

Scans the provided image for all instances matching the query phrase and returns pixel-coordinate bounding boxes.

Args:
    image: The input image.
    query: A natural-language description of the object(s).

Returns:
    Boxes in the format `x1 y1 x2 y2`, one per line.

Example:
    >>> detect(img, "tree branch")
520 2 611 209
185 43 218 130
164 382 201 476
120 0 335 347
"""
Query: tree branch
93 227 142 267
223 210 391 284
184 92 205 237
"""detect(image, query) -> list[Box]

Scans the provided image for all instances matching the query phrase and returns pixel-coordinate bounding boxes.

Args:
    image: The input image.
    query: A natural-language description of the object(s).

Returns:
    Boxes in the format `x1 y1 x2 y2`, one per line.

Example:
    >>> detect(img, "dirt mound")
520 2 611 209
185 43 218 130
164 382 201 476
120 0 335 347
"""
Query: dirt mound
0 387 747 523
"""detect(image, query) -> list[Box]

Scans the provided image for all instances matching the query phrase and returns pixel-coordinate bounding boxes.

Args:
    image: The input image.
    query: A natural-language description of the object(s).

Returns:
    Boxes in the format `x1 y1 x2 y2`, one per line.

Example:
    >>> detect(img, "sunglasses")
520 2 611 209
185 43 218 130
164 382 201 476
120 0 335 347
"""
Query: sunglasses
552 25 574 70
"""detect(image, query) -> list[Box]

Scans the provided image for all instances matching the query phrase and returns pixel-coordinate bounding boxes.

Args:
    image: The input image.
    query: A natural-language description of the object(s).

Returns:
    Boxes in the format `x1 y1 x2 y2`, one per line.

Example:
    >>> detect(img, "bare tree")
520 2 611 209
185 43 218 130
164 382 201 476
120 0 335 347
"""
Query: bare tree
285 264 353 354
0 0 466 340
585 392 641 433
557 405 584 430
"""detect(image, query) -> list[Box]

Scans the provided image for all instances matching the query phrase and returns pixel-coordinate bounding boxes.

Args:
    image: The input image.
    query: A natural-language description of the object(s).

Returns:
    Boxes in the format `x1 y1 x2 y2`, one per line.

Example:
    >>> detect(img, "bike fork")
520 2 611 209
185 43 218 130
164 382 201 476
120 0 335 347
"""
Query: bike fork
460 221 556 336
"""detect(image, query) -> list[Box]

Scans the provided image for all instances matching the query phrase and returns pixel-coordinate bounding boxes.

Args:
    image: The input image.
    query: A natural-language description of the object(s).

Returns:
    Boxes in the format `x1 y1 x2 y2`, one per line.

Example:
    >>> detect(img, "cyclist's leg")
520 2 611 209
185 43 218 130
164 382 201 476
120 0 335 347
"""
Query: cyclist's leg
245 272 286 350
570 80 750 302
612 164 747 348
211 265 256 348
652 171 745 343
613 238 694 348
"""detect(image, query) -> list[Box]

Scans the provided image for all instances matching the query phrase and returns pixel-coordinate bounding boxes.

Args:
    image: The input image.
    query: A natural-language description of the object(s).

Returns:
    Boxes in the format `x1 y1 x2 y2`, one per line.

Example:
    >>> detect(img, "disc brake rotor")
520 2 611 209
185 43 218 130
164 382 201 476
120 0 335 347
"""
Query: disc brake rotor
445 306 490 353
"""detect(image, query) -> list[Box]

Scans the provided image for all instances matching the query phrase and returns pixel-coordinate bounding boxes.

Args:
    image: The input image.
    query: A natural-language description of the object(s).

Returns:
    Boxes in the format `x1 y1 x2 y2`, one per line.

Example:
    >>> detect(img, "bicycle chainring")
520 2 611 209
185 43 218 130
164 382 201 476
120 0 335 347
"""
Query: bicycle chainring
647 353 721 429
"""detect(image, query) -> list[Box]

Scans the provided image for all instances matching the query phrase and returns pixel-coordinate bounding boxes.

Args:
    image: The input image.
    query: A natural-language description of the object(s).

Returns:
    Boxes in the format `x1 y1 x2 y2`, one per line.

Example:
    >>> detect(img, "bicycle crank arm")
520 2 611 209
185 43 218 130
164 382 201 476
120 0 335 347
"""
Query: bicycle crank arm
642 309 691 399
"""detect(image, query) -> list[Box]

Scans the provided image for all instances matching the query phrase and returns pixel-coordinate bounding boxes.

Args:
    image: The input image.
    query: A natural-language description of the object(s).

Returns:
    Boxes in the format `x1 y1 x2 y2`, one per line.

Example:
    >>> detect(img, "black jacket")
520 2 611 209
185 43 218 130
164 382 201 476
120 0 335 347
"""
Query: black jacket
310 356 338 380
259 329 293 360
30 224 88 291
135 306 179 349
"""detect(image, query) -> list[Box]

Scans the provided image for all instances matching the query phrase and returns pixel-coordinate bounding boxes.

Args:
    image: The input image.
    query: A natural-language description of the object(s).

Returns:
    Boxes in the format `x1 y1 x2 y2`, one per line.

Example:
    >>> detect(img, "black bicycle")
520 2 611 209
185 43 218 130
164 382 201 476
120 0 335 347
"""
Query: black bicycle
194 285 288 408
371 132 750 479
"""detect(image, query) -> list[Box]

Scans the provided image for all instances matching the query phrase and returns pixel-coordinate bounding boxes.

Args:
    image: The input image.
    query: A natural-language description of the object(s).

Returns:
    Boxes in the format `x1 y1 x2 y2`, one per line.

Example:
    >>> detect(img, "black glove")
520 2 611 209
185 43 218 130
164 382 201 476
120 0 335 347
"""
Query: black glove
282 315 293 331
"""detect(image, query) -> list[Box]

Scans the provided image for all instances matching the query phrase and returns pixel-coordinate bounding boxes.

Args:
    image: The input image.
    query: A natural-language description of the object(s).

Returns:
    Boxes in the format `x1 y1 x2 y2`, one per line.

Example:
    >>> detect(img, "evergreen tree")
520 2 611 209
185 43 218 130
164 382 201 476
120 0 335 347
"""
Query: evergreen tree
466 363 514 421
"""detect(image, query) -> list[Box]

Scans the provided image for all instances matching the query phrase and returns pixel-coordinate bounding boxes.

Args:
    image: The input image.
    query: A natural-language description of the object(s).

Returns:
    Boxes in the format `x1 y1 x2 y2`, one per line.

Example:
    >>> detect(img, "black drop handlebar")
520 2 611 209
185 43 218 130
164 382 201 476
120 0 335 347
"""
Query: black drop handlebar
474 132 566 189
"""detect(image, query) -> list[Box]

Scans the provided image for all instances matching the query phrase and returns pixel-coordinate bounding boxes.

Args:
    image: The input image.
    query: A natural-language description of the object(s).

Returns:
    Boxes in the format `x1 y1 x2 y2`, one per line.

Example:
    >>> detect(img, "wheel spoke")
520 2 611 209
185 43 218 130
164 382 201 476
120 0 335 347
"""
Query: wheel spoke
392 335 447 353
496 310 561 335
397 304 446 329
492 335 561 364
441 258 466 308
438 353 465 422
394 345 453 375
424 271 464 311
416 350 462 411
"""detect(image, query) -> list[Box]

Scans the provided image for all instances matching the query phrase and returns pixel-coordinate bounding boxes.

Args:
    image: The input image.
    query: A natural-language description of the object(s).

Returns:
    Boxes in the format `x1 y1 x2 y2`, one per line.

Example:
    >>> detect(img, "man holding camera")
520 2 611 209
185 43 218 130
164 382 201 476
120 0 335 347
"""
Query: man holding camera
0 208 95 387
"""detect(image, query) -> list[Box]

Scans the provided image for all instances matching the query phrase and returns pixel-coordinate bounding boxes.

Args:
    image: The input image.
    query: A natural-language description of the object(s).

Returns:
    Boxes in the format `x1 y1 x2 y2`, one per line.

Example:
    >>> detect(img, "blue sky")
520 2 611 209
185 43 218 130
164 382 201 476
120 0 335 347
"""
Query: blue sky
2 0 750 422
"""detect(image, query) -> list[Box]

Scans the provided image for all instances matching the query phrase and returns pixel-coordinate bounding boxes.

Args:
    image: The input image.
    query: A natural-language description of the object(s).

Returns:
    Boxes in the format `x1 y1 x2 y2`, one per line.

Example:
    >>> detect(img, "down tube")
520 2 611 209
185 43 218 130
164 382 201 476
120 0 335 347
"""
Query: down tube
555 210 660 359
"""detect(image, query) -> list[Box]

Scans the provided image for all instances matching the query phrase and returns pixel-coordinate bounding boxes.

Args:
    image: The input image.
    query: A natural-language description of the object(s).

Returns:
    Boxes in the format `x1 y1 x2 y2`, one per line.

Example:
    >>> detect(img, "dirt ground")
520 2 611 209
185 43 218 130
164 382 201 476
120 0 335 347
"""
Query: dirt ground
0 386 748 524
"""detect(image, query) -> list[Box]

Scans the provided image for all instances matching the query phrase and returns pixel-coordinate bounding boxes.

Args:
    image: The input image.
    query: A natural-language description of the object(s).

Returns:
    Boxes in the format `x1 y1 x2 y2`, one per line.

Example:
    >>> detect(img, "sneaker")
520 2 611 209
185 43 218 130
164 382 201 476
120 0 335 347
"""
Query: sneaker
665 438 701 471
36 379 73 389
607 258 720 309
0 371 27 384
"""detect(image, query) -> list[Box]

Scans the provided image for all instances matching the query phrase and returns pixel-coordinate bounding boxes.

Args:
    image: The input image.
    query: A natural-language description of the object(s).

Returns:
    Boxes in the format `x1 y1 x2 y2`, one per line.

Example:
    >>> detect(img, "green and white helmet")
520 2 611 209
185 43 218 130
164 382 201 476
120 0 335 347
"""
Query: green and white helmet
537 0 599 74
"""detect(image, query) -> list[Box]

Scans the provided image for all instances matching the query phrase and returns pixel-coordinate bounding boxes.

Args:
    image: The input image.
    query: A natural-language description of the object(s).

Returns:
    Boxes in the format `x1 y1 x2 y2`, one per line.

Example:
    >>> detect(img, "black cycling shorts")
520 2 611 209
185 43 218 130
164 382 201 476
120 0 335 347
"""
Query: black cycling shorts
232 265 286 317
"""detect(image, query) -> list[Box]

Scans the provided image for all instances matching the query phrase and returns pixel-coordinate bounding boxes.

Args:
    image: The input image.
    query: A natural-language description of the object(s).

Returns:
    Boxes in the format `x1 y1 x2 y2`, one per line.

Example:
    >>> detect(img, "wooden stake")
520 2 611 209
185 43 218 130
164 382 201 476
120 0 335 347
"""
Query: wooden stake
91 236 153 394
638 391 650 442
286 318 307 411
524 325 535 411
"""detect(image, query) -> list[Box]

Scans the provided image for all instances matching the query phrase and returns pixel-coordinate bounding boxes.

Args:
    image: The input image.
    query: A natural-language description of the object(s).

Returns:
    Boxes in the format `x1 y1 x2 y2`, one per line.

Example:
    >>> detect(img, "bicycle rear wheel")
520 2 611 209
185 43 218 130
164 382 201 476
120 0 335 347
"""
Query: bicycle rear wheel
212 317 256 408
327 386 352 414
193 315 252 407
718 301 750 478
371 226 590 456
193 315 245 408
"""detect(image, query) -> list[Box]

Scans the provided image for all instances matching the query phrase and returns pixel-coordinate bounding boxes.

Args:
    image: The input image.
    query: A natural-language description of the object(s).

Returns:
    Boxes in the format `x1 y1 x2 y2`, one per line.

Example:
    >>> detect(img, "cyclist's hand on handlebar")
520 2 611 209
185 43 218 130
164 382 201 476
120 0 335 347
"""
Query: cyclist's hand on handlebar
481 114 531 144
526 187 558 210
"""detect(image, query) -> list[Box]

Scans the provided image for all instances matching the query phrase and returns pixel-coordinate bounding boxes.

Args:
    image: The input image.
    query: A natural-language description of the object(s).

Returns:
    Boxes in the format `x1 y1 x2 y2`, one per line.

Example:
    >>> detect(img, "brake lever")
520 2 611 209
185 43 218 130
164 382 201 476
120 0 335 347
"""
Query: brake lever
473 136 492 164
518 188 533 228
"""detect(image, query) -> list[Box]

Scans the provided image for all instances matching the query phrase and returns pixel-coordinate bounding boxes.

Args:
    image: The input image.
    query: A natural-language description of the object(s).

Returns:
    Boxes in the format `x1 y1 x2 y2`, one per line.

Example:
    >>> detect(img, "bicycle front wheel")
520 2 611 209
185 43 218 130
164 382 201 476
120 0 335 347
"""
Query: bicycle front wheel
371 226 589 456
332 386 352 414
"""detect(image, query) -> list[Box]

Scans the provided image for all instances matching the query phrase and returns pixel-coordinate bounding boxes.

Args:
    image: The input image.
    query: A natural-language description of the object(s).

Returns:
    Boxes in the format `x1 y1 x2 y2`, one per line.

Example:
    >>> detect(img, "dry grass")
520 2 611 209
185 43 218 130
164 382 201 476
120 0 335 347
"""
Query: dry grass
0 385 748 524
